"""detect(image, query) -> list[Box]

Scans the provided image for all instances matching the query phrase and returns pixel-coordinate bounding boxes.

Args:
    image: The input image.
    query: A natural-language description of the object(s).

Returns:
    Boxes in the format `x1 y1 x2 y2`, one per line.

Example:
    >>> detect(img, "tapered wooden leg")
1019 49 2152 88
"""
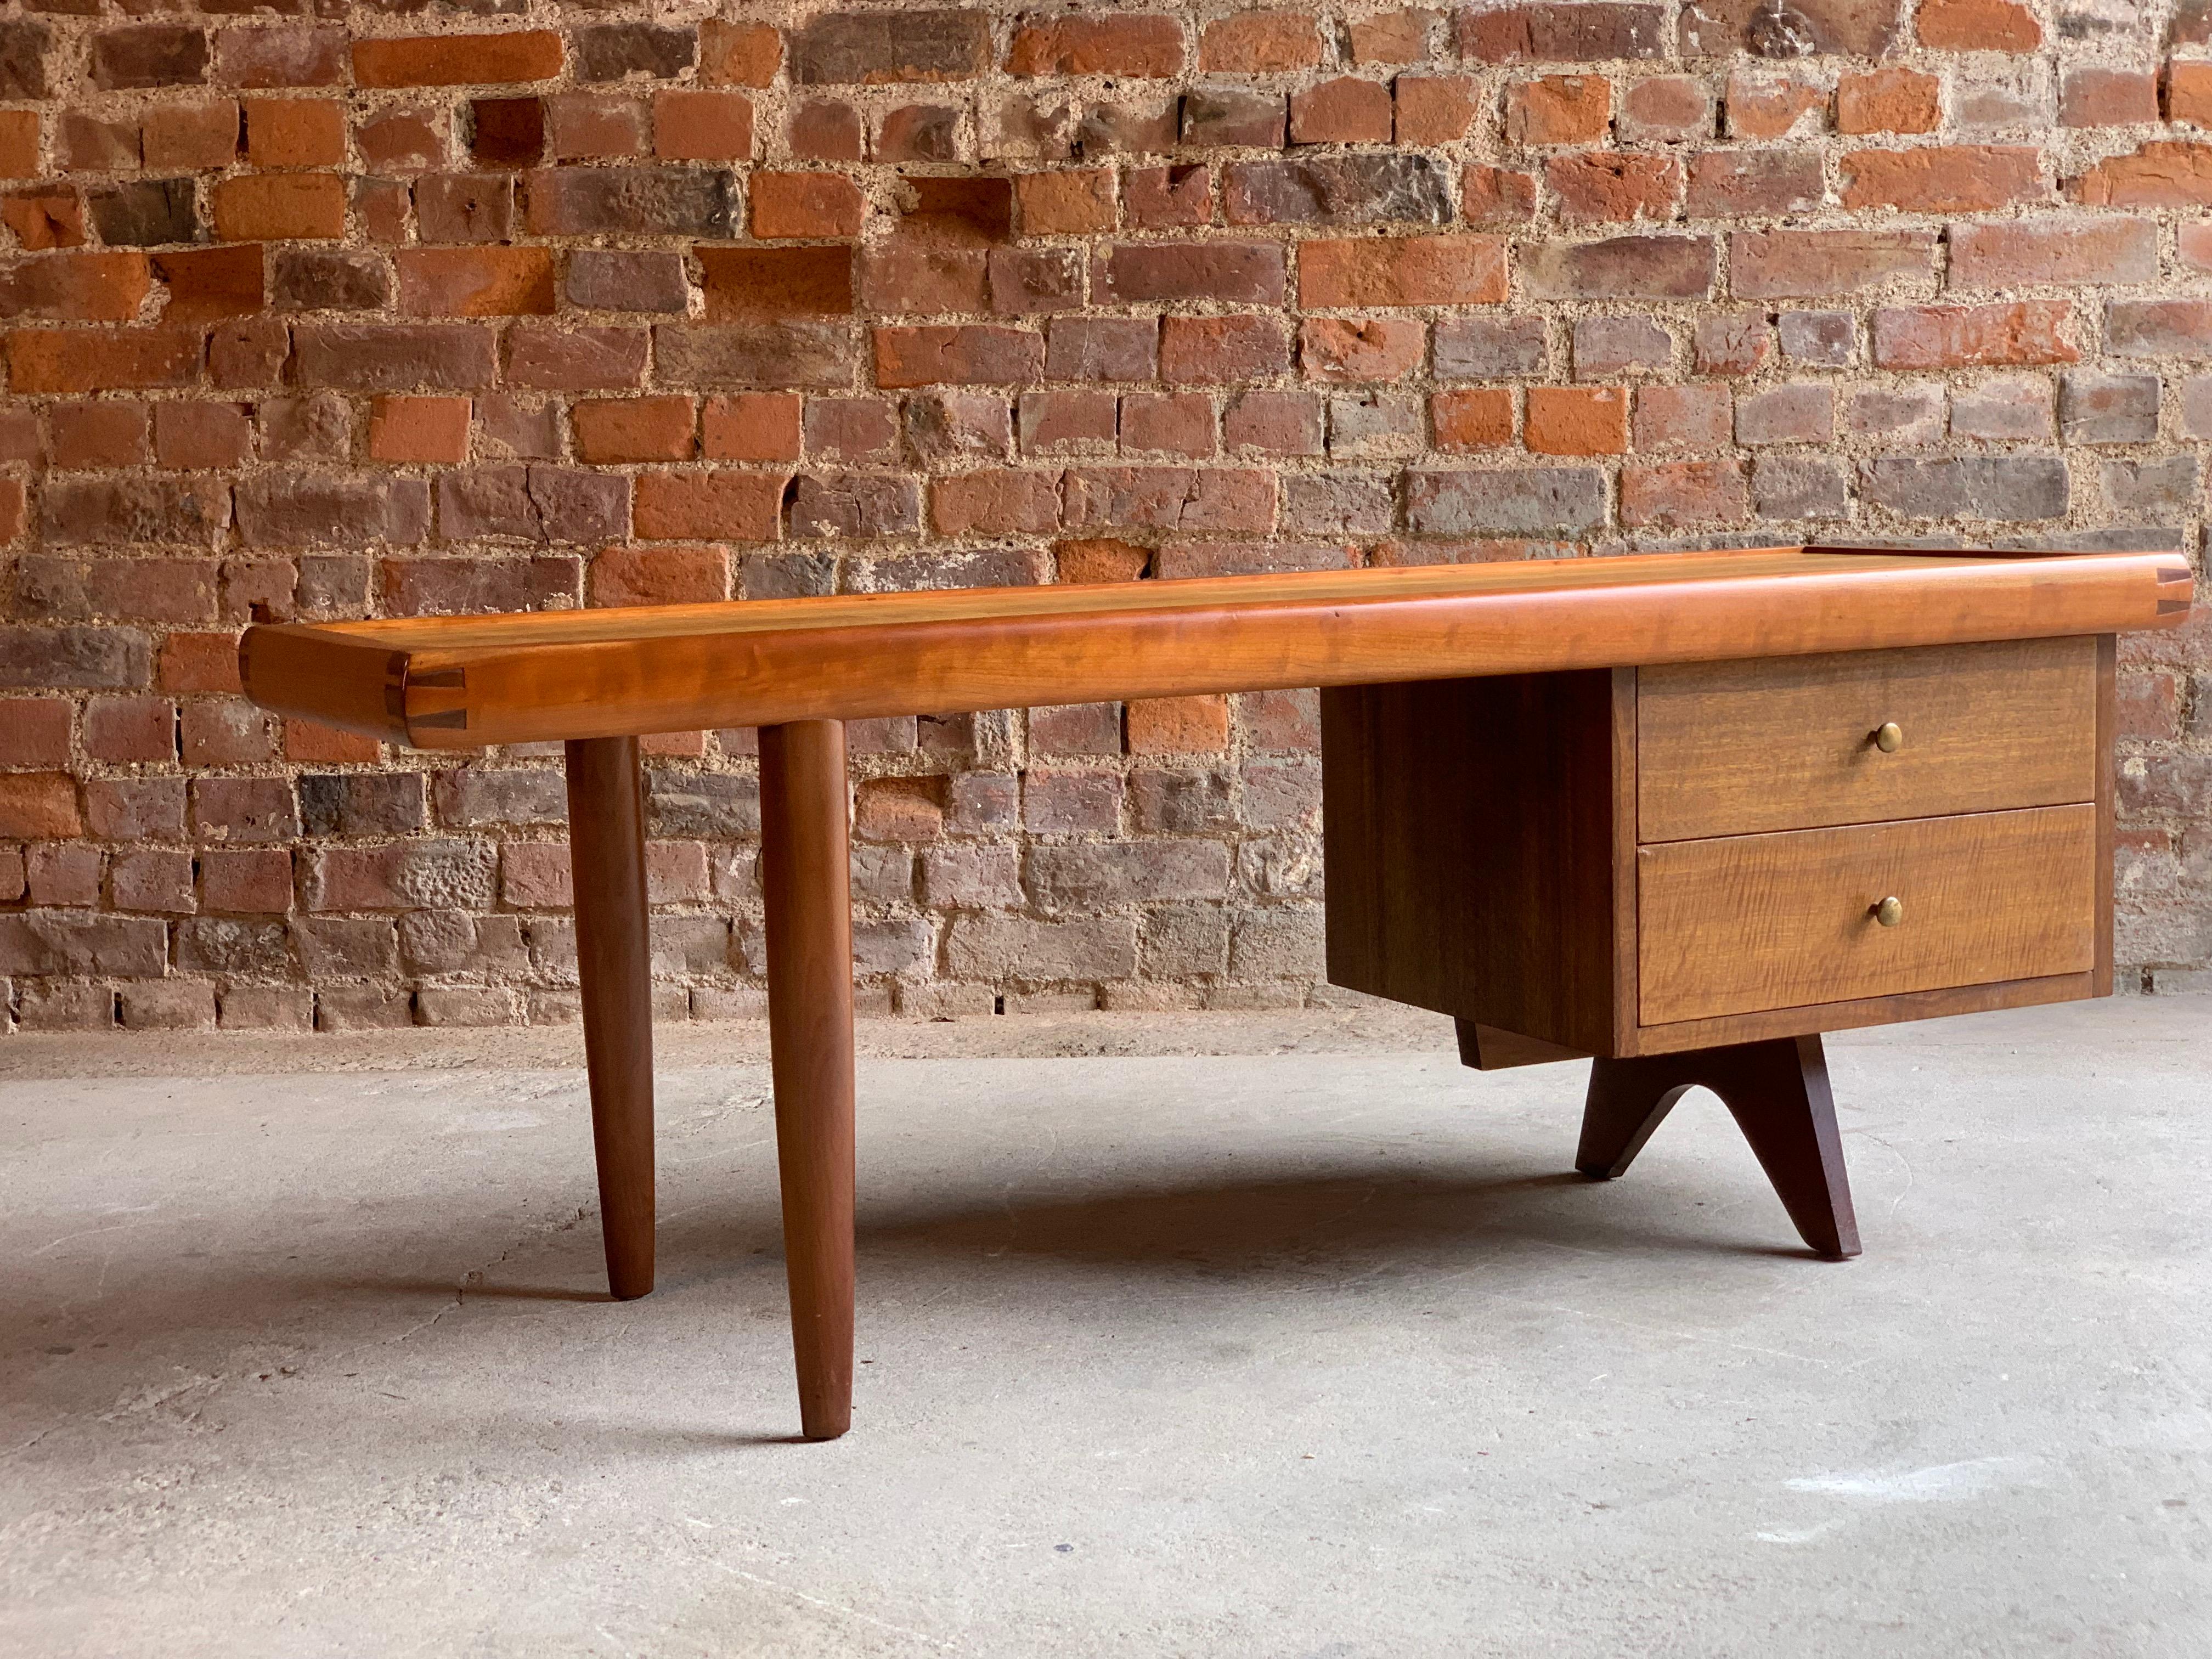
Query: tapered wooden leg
759 719 856 1442
1579 1035 1860 1260
564 735 655 1301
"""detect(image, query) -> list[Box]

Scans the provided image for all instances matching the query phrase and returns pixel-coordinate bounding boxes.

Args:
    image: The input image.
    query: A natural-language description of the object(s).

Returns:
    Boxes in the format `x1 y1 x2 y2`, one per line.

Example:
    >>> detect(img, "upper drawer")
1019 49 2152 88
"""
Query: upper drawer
1637 637 2098 843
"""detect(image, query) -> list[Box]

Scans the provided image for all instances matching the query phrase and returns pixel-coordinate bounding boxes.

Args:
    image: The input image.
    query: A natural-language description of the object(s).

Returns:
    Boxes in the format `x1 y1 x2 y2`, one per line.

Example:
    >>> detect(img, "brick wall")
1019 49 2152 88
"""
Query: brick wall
1 1 2208 1034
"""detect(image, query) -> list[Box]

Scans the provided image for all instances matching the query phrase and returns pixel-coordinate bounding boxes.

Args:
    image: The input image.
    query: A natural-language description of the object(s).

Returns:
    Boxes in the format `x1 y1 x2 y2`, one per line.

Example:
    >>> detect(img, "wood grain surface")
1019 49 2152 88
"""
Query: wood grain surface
565 735 656 1301
1637 637 2098 842
1637 804 2098 1025
760 719 857 1443
1323 670 1625 1056
238 548 2191 749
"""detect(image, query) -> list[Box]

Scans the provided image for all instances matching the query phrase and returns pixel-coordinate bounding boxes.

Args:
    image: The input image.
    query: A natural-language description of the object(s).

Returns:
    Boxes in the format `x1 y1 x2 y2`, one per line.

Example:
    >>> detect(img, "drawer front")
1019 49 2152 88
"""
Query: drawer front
1637 637 2098 842
1638 805 2097 1026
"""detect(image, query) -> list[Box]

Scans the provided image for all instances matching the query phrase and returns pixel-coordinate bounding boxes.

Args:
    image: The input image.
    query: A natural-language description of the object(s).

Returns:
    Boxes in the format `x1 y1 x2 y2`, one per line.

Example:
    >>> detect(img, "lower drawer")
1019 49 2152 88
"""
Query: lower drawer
1637 805 2097 1026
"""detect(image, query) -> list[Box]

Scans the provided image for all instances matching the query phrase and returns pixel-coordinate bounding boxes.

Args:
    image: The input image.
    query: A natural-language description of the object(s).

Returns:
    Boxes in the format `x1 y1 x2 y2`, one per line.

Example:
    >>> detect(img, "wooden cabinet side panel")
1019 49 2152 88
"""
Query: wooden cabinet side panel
2095 633 2115 996
1322 673 1622 1053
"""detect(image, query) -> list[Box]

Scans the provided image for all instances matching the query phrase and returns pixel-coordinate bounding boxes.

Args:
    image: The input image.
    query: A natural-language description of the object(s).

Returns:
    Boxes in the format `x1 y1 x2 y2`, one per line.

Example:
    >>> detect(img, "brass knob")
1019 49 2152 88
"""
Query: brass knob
1873 896 1904 927
1873 721 1904 753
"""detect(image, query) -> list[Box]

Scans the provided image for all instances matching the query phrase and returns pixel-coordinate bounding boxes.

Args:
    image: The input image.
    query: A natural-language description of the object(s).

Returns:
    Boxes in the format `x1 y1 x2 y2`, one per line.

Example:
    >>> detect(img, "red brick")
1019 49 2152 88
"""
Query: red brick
93 24 210 93
1124 165 1211 229
1394 75 1480 144
3 189 84 253
154 245 267 323
1840 146 2042 213
1459 3 1666 61
1947 219 2158 289
2171 63 2212 127
654 91 754 161
1008 16 1185 77
504 326 647 391
0 699 71 766
1723 71 1824 140
701 19 781 88
2182 222 2212 274
1734 382 1833 444
0 110 37 179
1684 150 1824 218
1431 388 1514 451
1095 243 1284 304
702 392 804 460
1126 696 1229 754
1298 317 1425 382
1462 165 1538 225
180 699 273 766
885 108 973 167
216 25 348 91
696 246 854 319
244 97 343 167
930 469 1062 534
1620 76 1711 142
1917 0 2040 50
874 325 1044 388
1159 315 1291 382
1350 10 1437 64
1503 75 1610 145
212 172 346 240
548 94 648 161
804 399 898 462
84 696 176 763
1218 390 1318 456
1836 69 1939 135
1526 386 1628 455
574 396 696 462
2072 141 2212 208
1871 302 2078 369
1290 77 1393 143
2062 69 2159 128
284 719 380 763
49 402 153 469
1621 460 1749 528
789 101 865 162
1299 237 1505 307
361 109 448 172
353 31 565 90
1054 538 1151 583
200 847 292 913
154 401 251 469
1063 466 1275 533
1548 153 1681 223
0 251 151 322
1022 390 1116 455
1728 228 1935 298
751 171 864 238
589 544 727 606
1017 169 1117 234
633 470 783 540
397 246 555 317
1634 383 1732 449
1119 392 1215 457
0 772 82 838
1199 13 1321 72
368 395 472 463
142 99 239 170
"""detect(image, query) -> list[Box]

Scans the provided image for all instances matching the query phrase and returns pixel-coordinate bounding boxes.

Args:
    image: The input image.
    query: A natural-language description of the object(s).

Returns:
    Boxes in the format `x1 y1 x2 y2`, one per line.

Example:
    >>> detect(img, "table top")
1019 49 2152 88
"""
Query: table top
240 545 2192 749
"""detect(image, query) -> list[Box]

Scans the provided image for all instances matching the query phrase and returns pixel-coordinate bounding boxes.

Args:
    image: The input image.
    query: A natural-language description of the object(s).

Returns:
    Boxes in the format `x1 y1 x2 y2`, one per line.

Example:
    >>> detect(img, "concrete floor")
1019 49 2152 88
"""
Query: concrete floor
3 998 2209 1657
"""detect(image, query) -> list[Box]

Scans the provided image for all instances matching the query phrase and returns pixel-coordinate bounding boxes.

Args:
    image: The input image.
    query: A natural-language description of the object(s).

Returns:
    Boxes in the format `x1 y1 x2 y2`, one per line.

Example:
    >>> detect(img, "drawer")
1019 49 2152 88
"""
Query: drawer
1637 637 2098 842
1637 805 2097 1026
